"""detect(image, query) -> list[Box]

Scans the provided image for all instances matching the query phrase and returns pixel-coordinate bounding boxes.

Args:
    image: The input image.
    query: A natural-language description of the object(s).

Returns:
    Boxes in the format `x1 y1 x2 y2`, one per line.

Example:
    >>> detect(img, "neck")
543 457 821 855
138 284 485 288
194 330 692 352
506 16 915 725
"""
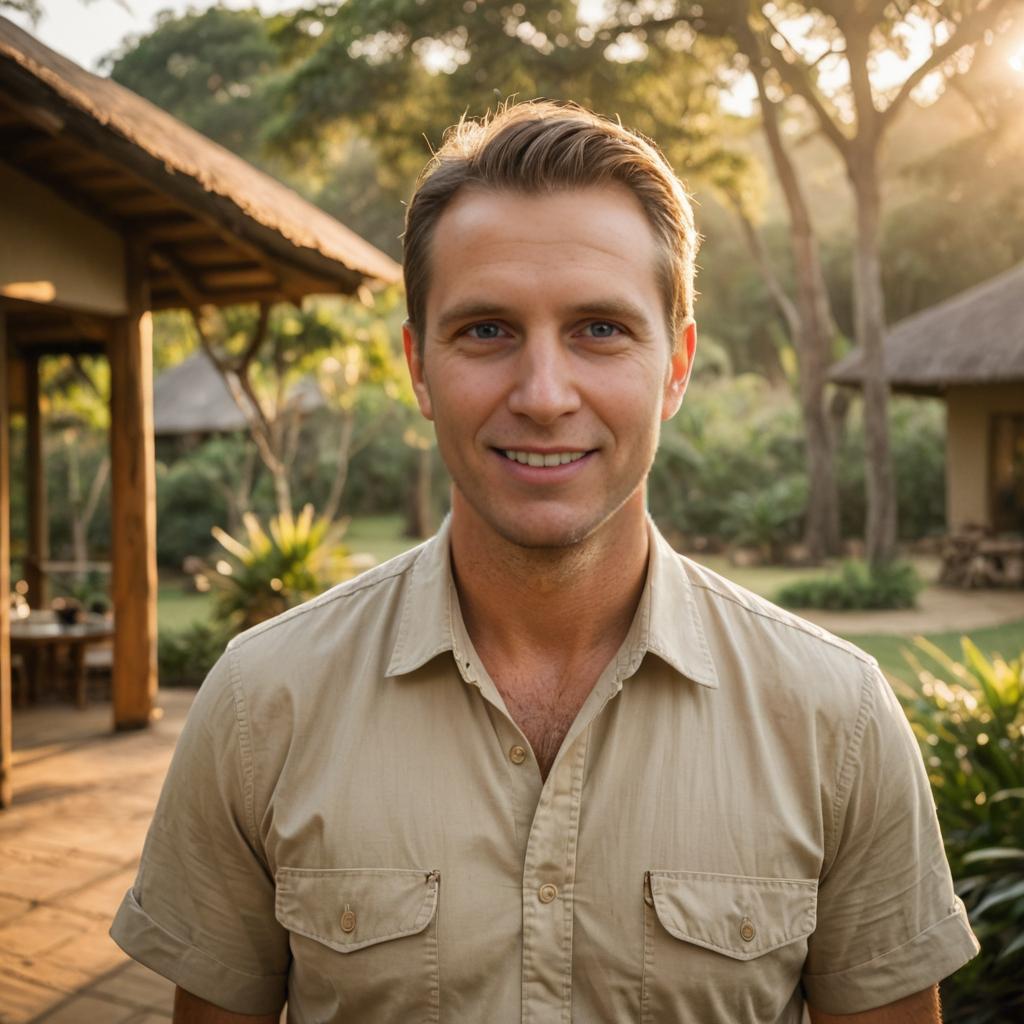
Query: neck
449 492 650 665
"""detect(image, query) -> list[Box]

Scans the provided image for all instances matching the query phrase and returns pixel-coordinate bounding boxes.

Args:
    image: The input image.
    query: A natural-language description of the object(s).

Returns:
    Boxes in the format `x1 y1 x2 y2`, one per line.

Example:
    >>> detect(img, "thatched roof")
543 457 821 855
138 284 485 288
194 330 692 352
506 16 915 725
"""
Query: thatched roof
153 349 323 436
0 15 400 323
830 262 1024 396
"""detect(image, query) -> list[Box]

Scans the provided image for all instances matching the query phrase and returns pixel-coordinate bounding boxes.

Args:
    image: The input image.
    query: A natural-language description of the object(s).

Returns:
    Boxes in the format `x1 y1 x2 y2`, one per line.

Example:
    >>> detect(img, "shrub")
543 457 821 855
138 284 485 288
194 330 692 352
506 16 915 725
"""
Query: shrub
158 621 230 687
898 639 1024 1023
774 560 922 610
198 505 360 630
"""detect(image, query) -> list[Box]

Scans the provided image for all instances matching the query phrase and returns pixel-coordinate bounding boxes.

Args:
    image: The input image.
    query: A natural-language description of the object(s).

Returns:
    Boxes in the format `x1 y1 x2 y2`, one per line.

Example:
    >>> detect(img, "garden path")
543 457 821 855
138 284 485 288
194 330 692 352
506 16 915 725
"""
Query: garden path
800 586 1024 637
0 692 191 1022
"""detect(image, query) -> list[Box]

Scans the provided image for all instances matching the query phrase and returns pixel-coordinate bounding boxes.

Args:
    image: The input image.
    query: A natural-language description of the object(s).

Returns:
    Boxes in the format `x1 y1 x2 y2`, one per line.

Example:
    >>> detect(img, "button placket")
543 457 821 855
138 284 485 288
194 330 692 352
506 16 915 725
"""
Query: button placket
520 732 588 1023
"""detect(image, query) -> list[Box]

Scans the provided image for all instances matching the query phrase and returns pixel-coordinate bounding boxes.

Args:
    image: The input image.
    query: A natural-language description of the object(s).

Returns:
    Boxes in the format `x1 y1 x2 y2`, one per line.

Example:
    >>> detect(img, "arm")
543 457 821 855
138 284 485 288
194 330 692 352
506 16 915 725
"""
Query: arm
809 984 940 1022
174 986 280 1024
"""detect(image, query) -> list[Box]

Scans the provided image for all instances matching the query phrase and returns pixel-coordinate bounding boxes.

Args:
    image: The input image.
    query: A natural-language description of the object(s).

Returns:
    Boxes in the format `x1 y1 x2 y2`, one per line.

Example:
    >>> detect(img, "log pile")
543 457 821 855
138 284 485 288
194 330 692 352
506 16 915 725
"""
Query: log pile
940 527 1024 588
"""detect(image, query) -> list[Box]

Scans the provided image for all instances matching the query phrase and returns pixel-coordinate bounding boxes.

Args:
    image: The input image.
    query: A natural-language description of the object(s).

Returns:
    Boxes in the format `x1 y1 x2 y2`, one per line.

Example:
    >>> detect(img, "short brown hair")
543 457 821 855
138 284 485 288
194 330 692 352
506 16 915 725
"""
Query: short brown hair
402 100 699 347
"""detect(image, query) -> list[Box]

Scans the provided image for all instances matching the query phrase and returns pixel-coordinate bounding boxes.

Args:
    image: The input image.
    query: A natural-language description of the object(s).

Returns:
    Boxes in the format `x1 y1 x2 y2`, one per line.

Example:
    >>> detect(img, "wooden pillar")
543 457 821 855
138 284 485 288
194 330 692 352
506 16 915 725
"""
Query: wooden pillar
109 244 157 729
25 356 47 609
1 313 13 807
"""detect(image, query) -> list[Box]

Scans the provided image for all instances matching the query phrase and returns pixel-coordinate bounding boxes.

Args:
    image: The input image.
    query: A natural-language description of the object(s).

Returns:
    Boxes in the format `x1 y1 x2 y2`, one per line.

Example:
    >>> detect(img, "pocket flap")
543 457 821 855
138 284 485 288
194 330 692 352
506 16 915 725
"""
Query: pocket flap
275 867 440 953
647 870 816 961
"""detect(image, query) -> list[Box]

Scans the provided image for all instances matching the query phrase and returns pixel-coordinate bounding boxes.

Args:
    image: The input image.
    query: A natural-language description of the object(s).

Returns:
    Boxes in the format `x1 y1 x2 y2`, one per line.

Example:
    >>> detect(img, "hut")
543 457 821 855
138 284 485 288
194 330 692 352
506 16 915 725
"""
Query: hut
153 348 323 439
0 16 401 806
830 263 1024 582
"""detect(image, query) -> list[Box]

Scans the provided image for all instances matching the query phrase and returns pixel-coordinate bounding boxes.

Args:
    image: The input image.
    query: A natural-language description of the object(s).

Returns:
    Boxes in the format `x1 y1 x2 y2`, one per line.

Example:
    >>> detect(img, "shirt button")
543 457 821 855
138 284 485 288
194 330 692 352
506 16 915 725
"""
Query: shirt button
740 918 756 942
509 745 528 765
538 883 558 904
340 908 357 933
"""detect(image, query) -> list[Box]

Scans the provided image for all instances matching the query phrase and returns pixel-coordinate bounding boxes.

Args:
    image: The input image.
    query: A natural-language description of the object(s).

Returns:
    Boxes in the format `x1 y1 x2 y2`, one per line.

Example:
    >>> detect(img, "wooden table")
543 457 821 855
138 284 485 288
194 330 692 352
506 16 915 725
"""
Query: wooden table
10 613 114 709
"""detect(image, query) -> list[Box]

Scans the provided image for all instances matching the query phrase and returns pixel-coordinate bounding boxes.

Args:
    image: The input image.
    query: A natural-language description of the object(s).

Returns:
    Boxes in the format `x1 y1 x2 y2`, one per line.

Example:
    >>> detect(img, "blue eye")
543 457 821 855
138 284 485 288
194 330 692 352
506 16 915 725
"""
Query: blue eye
466 322 505 340
585 322 621 338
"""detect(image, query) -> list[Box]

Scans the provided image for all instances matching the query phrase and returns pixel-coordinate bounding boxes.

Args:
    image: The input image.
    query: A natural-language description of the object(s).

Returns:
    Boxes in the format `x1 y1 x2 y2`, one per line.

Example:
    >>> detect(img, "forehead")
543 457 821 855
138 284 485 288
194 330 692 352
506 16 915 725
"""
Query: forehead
424 184 664 327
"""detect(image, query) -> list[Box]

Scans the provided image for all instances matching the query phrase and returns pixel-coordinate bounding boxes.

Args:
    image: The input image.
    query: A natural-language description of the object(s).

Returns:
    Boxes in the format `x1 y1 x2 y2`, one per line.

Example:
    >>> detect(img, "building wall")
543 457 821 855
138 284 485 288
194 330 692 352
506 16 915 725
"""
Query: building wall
947 383 1024 529
0 161 126 316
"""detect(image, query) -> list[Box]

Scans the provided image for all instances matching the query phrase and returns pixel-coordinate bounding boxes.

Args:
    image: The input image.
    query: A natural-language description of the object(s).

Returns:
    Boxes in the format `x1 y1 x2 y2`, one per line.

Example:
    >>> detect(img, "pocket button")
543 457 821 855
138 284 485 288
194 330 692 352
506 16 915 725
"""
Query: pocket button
740 917 756 942
340 907 357 933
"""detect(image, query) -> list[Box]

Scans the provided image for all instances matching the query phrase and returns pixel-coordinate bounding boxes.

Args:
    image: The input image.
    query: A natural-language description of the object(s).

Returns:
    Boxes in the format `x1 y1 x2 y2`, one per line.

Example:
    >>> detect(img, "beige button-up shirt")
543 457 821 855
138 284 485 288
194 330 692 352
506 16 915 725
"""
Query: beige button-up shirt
111 520 977 1022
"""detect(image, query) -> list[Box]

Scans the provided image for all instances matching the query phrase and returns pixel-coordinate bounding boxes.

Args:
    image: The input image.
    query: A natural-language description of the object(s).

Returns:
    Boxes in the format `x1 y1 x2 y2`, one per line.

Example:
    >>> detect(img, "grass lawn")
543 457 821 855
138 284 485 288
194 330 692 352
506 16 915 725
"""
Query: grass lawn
158 579 213 633
344 514 422 563
843 620 1024 682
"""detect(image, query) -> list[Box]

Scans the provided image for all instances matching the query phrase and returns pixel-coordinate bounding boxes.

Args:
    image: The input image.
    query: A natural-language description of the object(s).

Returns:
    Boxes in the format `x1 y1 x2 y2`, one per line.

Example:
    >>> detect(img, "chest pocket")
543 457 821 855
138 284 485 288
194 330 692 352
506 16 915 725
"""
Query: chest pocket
642 870 817 1024
275 867 440 1024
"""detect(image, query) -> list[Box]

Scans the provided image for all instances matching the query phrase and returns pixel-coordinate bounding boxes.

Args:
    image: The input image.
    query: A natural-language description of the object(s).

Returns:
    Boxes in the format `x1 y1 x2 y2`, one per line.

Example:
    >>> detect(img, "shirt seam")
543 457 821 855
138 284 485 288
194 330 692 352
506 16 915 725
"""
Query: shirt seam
686 575 877 668
825 661 876 872
228 561 414 652
226 646 260 856
802 901 968 979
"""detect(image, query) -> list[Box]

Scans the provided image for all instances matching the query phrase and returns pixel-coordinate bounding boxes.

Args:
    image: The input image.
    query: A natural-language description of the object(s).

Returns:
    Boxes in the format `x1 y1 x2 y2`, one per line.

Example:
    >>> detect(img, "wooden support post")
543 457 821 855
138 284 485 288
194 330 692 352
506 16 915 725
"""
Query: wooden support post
25 355 47 609
109 244 157 730
1 313 13 807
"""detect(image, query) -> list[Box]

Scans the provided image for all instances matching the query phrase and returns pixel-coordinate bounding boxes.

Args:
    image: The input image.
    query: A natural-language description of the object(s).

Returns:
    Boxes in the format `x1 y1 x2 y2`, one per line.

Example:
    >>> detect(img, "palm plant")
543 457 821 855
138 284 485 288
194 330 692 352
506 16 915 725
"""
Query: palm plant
200 505 360 630
897 639 1024 1023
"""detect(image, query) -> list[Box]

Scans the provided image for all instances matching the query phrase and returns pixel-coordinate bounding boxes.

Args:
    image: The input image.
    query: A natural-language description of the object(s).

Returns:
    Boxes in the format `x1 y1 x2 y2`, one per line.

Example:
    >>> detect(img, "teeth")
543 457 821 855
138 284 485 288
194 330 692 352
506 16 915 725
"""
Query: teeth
502 450 586 466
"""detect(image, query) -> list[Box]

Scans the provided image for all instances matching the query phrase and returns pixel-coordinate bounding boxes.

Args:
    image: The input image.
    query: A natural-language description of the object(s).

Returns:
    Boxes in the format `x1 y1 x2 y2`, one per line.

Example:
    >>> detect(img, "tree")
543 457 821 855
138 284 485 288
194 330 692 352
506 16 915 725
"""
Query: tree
617 0 1021 563
187 292 407 522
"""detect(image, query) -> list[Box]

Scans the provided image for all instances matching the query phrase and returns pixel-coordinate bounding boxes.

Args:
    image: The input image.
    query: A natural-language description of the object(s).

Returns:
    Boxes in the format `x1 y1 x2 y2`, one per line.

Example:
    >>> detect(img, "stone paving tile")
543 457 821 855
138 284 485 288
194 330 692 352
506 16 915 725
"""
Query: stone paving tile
0 844 118 904
0 904 99 958
27 992 139 1024
0 947 94 993
0 972 68 1024
90 961 176 1011
62 867 138 919
0 690 196 1019
46 926 130 977
0 892 32 926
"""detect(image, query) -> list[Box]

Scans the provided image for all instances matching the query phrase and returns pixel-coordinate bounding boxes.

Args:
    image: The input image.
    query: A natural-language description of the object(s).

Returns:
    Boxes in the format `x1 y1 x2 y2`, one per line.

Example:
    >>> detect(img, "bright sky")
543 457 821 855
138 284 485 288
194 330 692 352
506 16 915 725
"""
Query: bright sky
11 0 298 71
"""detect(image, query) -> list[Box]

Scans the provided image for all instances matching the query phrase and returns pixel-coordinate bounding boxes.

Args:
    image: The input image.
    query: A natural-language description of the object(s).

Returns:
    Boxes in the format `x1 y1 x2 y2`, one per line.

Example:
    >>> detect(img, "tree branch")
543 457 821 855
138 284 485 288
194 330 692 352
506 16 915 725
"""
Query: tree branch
753 11 852 158
881 0 1018 125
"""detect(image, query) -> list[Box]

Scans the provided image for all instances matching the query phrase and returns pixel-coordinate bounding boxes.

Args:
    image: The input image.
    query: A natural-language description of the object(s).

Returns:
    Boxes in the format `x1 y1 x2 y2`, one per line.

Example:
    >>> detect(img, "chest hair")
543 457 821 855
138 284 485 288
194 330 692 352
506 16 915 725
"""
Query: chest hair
492 669 599 780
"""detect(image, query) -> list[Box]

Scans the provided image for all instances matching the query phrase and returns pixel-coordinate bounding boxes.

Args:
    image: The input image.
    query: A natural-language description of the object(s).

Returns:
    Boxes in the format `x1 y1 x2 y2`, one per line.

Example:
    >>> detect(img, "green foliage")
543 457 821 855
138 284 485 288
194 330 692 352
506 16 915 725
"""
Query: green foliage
836 398 946 541
199 505 357 630
775 560 922 610
898 640 1024 1022
720 477 808 559
156 442 236 569
158 621 231 688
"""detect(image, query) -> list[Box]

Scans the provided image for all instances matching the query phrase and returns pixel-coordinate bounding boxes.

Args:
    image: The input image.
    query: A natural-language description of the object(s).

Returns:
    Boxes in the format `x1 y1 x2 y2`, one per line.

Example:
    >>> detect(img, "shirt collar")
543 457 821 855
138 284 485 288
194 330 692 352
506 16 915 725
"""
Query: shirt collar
387 515 719 690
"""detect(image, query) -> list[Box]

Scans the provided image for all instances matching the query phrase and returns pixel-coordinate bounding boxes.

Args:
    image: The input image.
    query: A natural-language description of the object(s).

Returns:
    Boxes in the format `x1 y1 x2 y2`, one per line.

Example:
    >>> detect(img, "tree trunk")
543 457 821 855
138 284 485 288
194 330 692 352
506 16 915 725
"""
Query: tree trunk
750 70 841 561
849 155 898 565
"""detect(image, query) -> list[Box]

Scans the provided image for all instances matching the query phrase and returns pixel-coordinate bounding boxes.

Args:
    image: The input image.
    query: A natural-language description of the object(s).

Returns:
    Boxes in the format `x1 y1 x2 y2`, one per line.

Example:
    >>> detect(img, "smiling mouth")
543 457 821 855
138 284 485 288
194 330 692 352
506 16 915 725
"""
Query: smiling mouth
499 449 590 467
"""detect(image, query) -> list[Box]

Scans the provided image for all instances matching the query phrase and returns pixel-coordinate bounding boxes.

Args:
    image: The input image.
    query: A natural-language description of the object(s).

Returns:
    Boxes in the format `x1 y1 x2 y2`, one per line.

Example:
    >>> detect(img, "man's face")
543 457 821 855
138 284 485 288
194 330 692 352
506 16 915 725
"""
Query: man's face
404 184 695 550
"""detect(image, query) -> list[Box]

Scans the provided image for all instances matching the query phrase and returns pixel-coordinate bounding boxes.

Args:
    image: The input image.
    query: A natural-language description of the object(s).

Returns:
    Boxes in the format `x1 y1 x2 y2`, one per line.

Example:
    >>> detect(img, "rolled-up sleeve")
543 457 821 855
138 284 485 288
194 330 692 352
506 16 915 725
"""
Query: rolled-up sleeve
110 648 290 1015
802 662 979 1013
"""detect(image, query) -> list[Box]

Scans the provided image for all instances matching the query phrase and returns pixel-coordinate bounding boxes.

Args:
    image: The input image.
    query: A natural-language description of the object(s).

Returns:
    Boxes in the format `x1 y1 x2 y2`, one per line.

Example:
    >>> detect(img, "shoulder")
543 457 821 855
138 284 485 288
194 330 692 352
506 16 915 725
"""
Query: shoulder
676 552 881 720
227 540 426 657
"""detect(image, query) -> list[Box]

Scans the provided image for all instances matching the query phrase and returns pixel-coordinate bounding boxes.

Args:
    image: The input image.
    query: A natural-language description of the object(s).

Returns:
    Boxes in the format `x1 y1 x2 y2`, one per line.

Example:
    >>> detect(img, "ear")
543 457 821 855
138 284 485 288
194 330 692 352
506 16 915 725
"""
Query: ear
402 321 434 421
661 318 696 422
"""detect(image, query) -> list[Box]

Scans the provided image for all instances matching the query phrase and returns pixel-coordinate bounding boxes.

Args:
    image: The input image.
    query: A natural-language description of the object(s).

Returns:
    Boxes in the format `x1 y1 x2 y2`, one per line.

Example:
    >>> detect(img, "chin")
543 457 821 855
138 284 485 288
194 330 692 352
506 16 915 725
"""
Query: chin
484 507 615 552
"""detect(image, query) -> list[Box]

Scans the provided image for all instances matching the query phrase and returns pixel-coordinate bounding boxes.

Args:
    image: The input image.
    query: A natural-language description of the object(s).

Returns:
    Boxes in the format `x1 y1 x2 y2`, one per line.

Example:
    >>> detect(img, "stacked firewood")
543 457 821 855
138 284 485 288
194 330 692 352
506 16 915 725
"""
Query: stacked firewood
940 526 1024 588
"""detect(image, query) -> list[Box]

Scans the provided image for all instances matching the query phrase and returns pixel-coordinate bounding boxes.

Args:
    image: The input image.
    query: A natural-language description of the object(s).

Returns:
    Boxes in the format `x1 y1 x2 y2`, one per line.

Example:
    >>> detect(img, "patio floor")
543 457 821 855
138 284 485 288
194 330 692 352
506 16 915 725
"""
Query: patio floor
0 688 195 1023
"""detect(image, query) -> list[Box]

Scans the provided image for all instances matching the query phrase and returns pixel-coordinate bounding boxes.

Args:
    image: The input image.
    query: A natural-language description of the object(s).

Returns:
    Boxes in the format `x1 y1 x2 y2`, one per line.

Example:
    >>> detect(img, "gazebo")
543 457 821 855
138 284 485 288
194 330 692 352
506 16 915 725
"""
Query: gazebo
0 17 400 806
830 262 1024 537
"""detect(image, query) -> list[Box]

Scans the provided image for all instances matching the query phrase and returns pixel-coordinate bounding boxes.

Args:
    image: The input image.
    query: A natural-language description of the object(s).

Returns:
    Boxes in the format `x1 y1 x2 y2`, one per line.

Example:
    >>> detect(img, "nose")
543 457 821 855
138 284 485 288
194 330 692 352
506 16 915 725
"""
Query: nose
506 332 581 425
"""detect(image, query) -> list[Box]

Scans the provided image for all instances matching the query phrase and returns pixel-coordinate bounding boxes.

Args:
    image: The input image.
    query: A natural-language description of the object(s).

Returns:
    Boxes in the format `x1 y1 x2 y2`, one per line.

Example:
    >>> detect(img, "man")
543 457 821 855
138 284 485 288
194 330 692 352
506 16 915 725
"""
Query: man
111 101 978 1023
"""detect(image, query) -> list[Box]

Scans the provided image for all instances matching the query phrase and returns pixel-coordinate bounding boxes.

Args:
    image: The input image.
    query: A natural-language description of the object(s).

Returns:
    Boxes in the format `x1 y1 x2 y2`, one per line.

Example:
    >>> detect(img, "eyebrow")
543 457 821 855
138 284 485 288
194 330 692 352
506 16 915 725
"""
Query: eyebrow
434 297 656 333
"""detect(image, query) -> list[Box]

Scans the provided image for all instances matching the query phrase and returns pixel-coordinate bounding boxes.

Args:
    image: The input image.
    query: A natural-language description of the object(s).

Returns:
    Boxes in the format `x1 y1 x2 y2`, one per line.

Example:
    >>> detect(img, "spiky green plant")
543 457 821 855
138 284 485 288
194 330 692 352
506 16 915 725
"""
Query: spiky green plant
896 638 1024 1023
203 505 357 630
